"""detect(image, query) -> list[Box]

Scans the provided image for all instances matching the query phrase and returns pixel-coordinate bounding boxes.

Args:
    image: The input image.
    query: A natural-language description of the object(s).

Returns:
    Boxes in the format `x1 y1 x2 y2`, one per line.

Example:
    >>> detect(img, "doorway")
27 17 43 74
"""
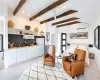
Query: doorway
61 33 67 53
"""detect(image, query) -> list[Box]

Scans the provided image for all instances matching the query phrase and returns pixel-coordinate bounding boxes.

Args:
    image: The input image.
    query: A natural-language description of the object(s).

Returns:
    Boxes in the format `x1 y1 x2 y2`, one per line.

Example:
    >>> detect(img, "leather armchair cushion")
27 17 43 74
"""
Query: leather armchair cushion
74 49 86 61
44 56 54 62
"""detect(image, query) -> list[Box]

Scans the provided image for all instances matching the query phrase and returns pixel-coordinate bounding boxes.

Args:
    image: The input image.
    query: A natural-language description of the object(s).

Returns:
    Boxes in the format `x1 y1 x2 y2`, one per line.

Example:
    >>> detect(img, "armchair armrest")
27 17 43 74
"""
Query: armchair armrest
44 53 49 58
63 56 69 62
52 54 55 59
71 61 85 75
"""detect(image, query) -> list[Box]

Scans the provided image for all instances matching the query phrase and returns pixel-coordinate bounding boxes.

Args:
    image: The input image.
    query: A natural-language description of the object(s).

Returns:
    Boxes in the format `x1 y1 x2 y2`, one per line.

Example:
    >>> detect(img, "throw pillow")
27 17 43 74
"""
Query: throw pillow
67 53 77 62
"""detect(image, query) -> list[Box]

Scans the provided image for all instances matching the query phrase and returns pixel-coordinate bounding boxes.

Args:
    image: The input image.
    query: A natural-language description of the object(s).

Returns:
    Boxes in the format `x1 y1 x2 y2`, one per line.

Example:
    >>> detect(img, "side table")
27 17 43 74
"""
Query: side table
56 56 62 64
89 53 95 59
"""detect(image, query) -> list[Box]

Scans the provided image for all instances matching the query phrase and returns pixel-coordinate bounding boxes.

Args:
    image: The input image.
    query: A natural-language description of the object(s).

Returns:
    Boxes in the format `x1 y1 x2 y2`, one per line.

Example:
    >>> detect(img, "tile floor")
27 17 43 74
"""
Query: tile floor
19 60 77 80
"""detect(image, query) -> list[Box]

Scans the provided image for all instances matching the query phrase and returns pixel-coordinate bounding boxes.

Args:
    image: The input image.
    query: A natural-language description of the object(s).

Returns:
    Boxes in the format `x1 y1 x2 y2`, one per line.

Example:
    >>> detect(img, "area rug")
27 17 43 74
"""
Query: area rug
19 61 77 80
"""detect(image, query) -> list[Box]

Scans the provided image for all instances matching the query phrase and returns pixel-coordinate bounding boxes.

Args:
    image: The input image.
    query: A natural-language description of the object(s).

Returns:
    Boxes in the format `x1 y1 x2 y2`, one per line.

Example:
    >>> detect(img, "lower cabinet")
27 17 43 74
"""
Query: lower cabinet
26 47 33 60
36 45 44 57
4 49 17 67
5 46 44 67
16 48 27 62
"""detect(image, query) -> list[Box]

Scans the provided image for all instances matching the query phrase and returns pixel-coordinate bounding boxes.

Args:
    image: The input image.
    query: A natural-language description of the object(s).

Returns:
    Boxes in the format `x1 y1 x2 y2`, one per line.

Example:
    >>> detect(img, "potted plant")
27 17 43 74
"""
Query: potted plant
40 30 44 36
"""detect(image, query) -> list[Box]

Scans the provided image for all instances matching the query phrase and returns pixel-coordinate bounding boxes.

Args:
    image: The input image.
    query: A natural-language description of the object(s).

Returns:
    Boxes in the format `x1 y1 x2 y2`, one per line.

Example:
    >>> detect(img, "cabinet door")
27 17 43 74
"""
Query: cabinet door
32 47 38 57
4 50 17 66
26 47 33 60
36 45 44 57
16 48 26 62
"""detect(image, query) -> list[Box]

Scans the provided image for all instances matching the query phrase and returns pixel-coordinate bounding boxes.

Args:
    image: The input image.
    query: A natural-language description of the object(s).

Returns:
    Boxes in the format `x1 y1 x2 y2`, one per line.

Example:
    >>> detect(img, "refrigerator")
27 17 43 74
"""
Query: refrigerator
0 34 4 70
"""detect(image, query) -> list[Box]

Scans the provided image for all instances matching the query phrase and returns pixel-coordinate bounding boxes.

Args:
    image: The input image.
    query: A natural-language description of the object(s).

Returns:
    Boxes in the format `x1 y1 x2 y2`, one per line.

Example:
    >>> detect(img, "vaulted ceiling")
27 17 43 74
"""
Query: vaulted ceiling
2 0 100 26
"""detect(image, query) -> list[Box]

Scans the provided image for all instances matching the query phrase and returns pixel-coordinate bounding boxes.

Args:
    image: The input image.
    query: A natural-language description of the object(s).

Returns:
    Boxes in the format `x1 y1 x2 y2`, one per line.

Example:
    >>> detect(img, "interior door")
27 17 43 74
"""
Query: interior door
61 33 67 53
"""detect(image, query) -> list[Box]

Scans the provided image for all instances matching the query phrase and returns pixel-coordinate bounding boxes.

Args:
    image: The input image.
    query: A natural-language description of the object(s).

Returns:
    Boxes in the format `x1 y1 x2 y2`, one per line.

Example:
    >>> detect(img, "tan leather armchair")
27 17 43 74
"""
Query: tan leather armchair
63 49 86 78
44 46 55 66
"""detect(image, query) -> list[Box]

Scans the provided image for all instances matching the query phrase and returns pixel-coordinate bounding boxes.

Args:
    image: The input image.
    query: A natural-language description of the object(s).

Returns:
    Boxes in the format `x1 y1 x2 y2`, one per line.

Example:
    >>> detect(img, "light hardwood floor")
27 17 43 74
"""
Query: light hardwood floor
78 59 100 80
0 57 99 80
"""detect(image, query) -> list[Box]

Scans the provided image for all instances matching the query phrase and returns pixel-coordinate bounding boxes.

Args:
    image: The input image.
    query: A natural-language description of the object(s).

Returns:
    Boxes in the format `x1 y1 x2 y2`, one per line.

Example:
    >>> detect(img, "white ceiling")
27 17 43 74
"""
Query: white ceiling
1 0 100 25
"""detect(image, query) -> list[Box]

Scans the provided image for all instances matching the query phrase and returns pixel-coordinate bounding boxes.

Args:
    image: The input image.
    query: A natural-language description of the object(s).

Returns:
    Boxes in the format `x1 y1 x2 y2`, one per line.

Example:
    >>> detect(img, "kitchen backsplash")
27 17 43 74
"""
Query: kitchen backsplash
8 34 36 47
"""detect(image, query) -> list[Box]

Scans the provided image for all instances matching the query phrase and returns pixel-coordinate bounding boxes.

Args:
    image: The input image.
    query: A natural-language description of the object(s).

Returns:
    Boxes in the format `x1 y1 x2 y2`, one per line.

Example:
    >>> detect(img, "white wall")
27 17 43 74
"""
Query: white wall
56 20 100 71
45 22 56 45
8 16 45 35
45 22 90 55
57 23 89 43
56 23 89 55
45 18 100 71
89 16 100 71
0 2 8 69
0 2 8 50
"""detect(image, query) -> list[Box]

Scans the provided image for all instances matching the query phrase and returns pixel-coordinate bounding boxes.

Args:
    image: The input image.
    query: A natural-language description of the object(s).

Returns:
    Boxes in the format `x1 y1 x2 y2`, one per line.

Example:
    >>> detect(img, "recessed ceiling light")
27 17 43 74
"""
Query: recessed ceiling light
28 14 30 16
69 15 72 17
63 5 66 8
22 10 24 13
33 5 35 7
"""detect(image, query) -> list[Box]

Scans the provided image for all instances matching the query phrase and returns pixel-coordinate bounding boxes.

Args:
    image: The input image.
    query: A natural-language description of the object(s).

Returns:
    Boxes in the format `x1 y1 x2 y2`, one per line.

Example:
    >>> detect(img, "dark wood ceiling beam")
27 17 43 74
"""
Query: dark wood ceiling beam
52 17 80 25
40 10 78 24
30 0 67 21
13 0 26 15
56 10 78 19
57 21 81 27
40 17 55 24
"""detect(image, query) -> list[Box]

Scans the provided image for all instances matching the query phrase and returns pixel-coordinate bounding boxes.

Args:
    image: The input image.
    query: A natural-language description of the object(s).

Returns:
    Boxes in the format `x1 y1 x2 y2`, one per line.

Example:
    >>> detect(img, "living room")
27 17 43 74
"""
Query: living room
0 0 100 80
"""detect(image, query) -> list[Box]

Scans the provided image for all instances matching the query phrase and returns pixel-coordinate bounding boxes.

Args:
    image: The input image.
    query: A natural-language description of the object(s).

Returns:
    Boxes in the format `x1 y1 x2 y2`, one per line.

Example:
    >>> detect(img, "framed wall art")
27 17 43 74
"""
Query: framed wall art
77 32 88 39
46 32 50 42
70 33 77 39
70 32 88 39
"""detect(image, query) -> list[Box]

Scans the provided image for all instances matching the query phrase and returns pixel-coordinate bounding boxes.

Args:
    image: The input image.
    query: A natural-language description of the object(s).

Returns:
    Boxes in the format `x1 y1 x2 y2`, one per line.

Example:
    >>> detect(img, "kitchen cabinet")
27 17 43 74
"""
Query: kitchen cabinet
26 47 33 60
4 45 44 68
37 45 44 56
16 48 27 62
26 46 39 59
4 49 17 67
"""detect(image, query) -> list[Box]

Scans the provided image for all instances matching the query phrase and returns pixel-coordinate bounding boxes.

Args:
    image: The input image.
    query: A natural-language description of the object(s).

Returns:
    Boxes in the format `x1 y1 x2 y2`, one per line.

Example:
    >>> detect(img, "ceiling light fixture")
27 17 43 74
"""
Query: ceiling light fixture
69 14 72 17
28 14 30 16
63 5 66 8
22 10 24 13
